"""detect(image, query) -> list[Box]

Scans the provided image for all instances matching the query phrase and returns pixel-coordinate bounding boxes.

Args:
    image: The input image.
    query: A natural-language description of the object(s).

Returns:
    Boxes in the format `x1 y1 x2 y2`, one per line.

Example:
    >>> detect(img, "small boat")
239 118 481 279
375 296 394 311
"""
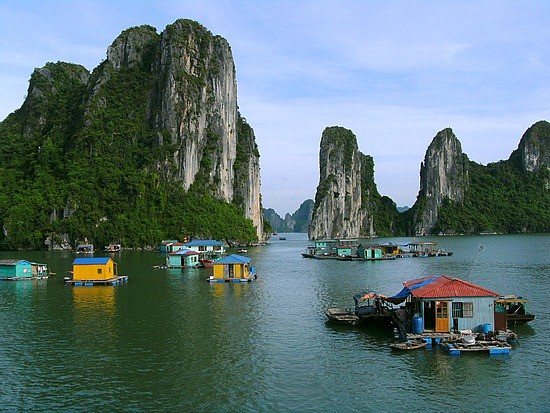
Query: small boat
237 249 247 253
390 339 427 351
200 259 214 268
279 237 286 240
495 295 535 325
324 307 360 325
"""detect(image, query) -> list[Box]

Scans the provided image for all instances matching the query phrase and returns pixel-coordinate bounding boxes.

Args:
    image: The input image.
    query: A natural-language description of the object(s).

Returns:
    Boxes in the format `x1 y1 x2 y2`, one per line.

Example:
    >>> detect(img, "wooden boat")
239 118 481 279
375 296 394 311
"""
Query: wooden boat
390 339 427 351
200 259 214 268
324 308 360 325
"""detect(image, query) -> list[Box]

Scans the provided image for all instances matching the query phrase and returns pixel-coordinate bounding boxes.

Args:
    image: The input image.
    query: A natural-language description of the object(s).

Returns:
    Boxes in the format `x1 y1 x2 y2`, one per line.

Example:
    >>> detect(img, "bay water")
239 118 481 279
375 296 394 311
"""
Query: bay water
0 234 548 412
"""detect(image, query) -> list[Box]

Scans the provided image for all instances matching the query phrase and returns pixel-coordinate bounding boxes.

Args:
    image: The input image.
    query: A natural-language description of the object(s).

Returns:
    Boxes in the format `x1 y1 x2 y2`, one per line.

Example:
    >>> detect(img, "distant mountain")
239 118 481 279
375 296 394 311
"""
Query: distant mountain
264 199 314 233
309 121 549 238
407 121 550 235
397 206 410 213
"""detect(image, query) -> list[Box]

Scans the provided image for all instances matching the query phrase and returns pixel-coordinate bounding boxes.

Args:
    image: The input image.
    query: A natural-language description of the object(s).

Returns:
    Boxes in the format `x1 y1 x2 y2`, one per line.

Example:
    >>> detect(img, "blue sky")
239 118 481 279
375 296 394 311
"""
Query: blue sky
1 1 548 215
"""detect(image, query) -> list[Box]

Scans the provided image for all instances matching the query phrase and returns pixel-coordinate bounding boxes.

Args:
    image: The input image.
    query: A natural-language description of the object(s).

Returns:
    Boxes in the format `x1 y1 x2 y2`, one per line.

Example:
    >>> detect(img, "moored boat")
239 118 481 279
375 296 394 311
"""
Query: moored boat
494 295 535 325
390 339 427 351
324 307 360 325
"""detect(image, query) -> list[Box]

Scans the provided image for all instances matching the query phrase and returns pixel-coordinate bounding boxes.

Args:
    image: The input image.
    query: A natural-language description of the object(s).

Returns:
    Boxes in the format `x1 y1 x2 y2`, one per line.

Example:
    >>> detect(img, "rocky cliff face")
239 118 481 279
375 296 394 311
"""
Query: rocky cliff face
509 120 550 174
413 128 468 235
0 19 267 247
87 20 265 241
309 127 382 240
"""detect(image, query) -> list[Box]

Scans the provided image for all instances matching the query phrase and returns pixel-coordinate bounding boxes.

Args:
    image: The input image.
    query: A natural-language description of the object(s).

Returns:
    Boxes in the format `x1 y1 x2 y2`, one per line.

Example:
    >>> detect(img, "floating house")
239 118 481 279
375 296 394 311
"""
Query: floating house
105 243 122 252
208 254 256 283
356 245 383 260
159 240 186 254
387 275 500 334
75 244 94 254
166 248 201 268
183 239 225 259
0 259 48 280
337 245 354 257
380 242 400 256
67 257 127 286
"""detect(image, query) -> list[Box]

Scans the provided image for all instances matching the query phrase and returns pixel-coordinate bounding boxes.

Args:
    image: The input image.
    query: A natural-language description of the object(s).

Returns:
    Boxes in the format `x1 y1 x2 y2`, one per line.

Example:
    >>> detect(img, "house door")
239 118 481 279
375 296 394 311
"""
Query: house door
435 301 450 332
423 301 436 331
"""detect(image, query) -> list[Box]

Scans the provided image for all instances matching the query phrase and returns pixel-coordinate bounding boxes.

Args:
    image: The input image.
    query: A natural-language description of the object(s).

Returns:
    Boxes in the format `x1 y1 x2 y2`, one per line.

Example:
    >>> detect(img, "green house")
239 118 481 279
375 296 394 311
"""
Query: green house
0 259 33 279
356 245 383 260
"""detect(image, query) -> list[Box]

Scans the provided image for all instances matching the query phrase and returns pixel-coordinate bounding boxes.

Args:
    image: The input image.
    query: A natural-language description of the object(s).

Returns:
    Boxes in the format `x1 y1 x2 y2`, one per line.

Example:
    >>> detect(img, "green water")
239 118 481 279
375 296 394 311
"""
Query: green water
0 234 548 412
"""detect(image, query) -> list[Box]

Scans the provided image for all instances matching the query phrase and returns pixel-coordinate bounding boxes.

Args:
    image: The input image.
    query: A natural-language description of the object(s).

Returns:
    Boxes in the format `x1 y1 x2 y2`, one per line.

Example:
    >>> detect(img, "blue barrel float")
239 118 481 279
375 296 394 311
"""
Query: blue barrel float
413 316 424 334
483 323 491 334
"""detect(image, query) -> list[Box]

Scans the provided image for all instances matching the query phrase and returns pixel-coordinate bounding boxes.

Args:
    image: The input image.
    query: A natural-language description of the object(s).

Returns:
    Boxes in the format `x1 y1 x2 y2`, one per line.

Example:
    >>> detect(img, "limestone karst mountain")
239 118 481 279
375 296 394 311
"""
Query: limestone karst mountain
308 127 399 240
0 19 268 249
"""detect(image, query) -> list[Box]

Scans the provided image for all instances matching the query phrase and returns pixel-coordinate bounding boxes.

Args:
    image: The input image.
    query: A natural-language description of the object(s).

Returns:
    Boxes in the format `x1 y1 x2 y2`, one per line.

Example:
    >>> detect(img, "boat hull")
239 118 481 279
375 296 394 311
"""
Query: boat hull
324 308 360 325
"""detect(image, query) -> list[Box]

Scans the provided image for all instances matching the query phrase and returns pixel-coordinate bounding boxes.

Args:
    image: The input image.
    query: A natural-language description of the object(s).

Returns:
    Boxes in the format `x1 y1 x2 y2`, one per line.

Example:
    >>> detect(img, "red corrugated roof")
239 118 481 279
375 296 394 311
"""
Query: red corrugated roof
407 275 499 298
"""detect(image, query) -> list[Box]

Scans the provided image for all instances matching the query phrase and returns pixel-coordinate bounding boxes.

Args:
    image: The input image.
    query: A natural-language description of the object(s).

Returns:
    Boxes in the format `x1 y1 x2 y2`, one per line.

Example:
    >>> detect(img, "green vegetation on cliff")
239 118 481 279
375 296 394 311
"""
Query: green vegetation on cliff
0 23 259 250
434 161 549 234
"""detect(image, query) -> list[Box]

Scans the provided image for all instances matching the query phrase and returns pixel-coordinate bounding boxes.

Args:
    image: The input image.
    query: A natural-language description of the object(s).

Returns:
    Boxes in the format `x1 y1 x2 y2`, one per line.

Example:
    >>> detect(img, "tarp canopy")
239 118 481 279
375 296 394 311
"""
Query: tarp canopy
385 276 439 304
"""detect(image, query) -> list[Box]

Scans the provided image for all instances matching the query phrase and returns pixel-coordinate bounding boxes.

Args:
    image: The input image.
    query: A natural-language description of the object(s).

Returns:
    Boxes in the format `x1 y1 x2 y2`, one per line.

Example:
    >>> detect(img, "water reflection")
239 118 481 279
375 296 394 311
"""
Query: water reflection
72 286 117 349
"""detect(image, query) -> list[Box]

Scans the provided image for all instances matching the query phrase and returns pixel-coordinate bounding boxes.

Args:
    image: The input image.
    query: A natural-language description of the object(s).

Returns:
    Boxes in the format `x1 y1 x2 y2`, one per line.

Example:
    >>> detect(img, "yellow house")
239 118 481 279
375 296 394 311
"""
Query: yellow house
209 254 256 283
72 257 118 281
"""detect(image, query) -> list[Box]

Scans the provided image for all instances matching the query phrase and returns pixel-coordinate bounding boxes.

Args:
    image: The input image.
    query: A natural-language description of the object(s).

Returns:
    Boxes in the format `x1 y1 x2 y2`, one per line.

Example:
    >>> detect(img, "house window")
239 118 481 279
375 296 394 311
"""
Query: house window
463 302 474 317
452 302 474 318
97 268 102 275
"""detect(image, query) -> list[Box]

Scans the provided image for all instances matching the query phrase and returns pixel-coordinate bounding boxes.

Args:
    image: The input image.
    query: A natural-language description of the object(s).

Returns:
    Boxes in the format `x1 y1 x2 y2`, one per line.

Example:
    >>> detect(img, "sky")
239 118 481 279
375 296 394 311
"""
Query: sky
0 1 548 216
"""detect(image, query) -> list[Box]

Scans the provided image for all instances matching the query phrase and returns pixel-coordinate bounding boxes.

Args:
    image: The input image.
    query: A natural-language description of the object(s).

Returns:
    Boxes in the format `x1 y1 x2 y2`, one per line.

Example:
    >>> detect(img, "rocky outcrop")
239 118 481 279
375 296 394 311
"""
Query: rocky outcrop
509 120 550 173
88 20 266 241
309 127 384 240
412 128 468 235
0 19 267 248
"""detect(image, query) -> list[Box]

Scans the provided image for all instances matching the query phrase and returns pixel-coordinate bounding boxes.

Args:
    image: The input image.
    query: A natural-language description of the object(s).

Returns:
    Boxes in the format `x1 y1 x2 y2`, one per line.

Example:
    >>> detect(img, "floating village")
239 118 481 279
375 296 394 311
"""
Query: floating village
0 236 535 356
304 238 534 355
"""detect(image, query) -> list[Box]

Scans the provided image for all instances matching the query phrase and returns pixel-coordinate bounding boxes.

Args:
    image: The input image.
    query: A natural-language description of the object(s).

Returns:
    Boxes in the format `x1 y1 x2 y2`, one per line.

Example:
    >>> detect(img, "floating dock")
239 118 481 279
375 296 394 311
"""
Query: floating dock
0 276 49 281
442 340 511 355
65 275 128 286
207 277 254 283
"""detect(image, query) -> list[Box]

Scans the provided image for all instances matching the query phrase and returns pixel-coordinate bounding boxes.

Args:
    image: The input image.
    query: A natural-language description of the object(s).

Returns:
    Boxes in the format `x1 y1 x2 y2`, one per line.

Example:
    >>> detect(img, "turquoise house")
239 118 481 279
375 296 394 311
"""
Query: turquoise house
0 259 34 279
337 245 354 257
166 248 201 268
356 245 383 260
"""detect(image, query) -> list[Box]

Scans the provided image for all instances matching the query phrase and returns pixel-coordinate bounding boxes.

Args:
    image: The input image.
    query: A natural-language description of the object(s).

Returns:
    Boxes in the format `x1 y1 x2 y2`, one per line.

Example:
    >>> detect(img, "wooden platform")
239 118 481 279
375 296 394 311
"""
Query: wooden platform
65 275 128 286
0 276 49 281
207 277 253 283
